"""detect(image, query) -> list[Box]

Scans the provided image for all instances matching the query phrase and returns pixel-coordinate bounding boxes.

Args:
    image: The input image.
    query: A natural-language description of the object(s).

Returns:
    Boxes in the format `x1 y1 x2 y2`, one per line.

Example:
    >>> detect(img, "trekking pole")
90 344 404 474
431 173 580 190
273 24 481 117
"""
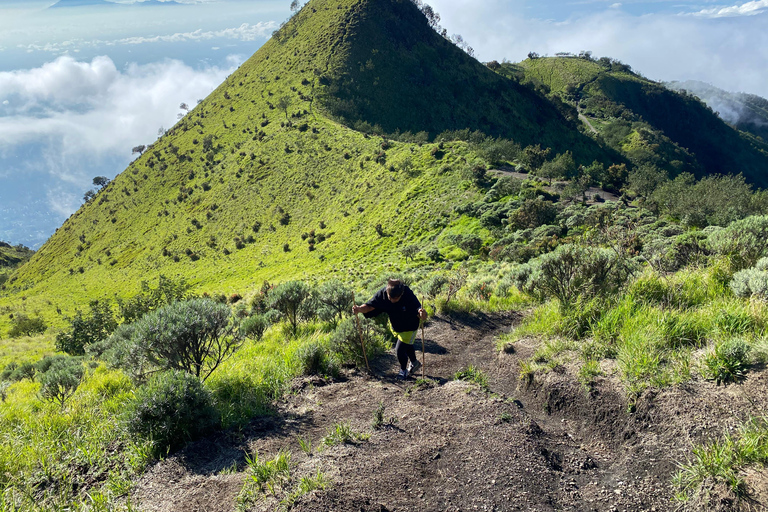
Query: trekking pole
352 293 371 373
420 297 426 380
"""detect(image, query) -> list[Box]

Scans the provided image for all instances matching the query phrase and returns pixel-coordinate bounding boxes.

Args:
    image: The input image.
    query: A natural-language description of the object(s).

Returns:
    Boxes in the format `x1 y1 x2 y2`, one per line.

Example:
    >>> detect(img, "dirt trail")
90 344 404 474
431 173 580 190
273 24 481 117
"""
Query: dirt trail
131 312 767 512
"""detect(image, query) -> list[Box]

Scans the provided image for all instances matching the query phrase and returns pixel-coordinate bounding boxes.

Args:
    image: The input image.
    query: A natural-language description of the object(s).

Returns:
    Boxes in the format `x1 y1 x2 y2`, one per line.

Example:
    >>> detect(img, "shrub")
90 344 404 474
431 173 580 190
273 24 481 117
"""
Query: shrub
708 215 768 270
295 342 338 377
117 275 190 323
8 314 47 338
400 244 419 262
87 322 146 380
425 247 441 262
239 314 269 341
507 197 558 231
512 244 632 310
316 280 354 326
329 316 388 367
119 299 240 381
467 277 494 301
702 338 752 385
56 299 118 355
268 281 316 335
0 362 18 381
126 370 218 453
12 361 36 382
419 274 448 299
38 357 85 407
731 266 768 300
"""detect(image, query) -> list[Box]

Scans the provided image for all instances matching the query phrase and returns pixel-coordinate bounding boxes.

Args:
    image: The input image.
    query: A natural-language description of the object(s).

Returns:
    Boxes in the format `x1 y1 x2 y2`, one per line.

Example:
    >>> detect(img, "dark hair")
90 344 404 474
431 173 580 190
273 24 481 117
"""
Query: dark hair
386 279 404 299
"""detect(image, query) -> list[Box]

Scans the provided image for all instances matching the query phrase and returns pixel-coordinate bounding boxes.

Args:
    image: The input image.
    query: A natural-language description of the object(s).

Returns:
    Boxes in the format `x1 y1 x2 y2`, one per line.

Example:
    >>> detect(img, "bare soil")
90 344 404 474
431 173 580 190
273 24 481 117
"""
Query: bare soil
132 312 768 512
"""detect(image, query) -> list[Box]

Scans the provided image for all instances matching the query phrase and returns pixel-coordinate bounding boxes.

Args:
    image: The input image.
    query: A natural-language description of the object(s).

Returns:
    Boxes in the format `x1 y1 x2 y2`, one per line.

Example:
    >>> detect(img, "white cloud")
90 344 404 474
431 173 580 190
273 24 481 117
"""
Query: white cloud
106 0 215 3
16 22 278 54
114 22 277 45
0 54 241 226
428 0 768 98
693 0 768 17
0 55 237 154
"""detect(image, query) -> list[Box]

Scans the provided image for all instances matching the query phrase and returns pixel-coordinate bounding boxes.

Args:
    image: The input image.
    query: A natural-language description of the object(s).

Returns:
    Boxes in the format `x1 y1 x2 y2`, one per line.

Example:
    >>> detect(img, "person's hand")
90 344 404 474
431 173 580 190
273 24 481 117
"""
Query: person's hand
352 305 364 315
418 308 427 321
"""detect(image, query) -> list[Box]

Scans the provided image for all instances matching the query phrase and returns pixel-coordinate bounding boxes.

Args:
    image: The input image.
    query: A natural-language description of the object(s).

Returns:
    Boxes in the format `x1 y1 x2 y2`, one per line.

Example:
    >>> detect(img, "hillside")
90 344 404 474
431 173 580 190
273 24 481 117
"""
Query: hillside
497 57 768 186
0 242 33 269
0 0 612 322
666 80 768 144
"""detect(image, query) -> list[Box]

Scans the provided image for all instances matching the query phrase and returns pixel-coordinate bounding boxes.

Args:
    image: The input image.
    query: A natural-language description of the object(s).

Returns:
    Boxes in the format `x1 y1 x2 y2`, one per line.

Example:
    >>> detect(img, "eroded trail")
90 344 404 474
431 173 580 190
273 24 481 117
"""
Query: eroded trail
132 312 713 512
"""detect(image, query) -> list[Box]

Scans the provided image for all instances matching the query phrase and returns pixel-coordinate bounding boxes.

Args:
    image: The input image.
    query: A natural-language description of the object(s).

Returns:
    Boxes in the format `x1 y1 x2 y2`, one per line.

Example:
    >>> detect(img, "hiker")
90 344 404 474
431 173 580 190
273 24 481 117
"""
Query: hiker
353 279 427 380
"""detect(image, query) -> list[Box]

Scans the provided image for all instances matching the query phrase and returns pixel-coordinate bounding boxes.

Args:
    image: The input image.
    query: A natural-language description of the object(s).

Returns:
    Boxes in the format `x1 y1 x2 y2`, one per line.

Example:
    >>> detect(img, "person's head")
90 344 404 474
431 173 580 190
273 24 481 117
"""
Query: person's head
386 279 404 303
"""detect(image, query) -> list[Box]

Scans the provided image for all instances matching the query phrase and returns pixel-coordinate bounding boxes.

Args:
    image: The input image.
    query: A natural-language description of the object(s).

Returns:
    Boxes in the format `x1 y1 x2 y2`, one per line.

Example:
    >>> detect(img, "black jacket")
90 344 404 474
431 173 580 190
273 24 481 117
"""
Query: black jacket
363 285 421 332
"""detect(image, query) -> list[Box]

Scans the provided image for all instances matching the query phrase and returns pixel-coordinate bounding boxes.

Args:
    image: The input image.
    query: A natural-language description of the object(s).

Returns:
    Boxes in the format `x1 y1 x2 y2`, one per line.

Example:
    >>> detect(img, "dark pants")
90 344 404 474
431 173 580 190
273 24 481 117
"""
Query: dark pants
395 339 418 371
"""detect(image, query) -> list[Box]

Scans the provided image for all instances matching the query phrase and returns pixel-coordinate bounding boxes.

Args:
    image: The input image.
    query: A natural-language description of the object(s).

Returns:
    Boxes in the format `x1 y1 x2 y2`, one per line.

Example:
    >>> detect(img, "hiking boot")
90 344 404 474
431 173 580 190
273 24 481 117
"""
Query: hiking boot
397 369 408 380
407 360 421 375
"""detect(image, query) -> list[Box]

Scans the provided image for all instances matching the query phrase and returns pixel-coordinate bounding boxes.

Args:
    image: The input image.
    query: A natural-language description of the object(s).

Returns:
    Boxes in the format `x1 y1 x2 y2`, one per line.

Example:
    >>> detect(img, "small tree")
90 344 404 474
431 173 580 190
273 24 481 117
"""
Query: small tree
179 102 190 111
56 300 117 355
83 189 96 202
316 280 354 326
8 314 47 338
512 244 631 310
276 95 292 119
117 274 190 324
132 145 146 155
268 281 315 335
401 244 419 262
126 299 240 381
39 357 84 407
522 144 551 171
92 176 110 188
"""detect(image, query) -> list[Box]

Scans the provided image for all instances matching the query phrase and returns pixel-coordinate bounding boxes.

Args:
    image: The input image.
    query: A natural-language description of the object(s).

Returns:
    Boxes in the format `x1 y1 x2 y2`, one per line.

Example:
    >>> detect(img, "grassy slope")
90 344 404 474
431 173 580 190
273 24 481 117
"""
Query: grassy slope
503 57 768 186
0 0 616 334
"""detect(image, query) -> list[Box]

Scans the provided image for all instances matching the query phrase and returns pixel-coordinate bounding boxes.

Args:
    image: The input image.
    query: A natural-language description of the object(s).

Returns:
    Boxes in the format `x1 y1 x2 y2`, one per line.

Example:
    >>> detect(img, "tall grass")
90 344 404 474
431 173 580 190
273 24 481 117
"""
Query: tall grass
513 267 768 395
674 416 768 503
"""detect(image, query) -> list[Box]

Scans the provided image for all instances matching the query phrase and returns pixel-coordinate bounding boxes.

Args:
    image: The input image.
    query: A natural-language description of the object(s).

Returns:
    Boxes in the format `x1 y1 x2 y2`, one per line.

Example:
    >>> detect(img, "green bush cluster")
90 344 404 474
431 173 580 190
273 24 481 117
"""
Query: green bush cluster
126 370 219 453
7 314 47 338
730 257 768 299
329 316 388 367
103 298 239 381
512 244 632 310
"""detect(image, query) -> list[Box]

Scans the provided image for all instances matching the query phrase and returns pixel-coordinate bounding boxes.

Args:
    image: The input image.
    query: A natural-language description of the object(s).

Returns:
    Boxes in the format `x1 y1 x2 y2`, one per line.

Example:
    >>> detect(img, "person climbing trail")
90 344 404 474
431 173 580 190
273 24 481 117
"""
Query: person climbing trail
353 278 427 380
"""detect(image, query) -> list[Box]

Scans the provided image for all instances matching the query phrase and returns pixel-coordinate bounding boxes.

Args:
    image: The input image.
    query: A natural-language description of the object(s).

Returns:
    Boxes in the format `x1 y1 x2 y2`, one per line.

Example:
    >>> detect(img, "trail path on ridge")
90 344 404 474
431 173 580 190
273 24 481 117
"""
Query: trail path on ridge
132 311 758 512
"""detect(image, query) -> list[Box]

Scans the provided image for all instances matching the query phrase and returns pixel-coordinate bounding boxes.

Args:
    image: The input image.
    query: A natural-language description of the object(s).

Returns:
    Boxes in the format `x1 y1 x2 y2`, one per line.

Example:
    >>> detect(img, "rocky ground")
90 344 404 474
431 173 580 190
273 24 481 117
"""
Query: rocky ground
132 311 768 512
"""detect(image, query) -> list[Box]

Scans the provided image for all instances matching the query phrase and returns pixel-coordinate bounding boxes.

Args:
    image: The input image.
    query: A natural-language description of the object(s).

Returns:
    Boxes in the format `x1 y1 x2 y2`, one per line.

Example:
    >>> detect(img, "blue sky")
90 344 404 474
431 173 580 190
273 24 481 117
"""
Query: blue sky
1 0 767 248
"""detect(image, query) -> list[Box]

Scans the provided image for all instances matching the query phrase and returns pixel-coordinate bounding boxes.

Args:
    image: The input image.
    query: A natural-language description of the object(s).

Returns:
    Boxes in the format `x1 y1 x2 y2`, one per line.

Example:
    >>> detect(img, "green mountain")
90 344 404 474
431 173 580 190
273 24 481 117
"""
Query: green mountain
0 241 33 269
0 0 613 318
497 56 768 186
665 80 768 145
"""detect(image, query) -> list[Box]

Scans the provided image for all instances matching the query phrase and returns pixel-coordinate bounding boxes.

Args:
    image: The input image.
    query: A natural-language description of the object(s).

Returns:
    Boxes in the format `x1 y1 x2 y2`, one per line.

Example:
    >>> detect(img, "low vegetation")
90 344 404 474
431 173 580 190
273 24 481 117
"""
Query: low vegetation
0 0 767 509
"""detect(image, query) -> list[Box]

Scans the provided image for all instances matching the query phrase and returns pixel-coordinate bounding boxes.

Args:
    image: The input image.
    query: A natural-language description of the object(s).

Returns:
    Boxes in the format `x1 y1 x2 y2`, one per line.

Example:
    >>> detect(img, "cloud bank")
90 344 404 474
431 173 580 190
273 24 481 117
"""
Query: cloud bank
0 54 241 245
17 21 278 54
693 0 768 18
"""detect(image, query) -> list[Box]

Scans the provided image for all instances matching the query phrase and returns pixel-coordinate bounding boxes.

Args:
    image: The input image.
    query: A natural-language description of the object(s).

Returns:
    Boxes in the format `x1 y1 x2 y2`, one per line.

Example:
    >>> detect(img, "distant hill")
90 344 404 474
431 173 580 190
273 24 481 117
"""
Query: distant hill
0 241 33 268
497 56 768 186
665 80 768 145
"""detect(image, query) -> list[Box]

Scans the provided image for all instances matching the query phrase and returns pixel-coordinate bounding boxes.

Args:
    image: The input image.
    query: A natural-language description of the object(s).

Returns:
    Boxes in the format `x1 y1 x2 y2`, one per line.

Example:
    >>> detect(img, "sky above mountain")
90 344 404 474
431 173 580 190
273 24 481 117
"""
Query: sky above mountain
1 0 767 247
